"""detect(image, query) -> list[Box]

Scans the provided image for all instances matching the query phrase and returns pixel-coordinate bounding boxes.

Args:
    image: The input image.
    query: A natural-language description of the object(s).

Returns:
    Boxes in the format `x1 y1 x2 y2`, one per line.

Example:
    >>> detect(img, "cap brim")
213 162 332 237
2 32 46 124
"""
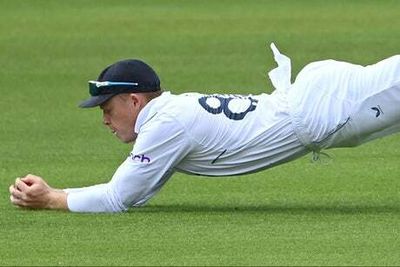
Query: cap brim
78 94 116 108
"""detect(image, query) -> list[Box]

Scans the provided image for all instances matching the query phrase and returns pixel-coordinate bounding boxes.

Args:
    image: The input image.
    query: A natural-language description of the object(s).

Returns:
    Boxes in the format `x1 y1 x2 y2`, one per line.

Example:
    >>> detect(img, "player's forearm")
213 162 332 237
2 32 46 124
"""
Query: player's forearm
65 184 127 213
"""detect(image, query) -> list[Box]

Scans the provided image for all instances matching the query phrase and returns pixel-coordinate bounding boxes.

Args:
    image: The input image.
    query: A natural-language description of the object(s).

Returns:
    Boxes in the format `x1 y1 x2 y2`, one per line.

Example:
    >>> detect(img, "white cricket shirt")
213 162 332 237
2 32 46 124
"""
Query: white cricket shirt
65 44 308 212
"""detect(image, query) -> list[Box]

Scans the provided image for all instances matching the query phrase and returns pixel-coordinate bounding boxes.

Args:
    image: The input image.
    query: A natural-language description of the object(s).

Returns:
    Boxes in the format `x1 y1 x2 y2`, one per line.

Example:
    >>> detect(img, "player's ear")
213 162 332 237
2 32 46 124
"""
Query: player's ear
129 93 140 106
128 93 146 110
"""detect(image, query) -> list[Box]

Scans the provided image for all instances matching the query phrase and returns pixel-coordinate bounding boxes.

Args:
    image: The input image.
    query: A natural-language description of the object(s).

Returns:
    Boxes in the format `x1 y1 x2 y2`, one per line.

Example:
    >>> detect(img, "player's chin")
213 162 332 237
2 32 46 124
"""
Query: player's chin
119 134 136 144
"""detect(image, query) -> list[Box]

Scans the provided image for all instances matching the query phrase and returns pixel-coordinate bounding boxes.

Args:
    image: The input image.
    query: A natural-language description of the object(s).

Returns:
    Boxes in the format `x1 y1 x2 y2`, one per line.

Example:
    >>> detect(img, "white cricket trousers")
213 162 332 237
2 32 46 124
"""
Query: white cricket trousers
288 54 400 151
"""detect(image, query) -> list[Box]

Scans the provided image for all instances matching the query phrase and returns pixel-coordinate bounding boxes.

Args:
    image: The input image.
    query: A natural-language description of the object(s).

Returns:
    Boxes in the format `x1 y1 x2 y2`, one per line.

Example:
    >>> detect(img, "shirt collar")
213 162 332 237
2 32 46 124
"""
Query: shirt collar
134 91 170 133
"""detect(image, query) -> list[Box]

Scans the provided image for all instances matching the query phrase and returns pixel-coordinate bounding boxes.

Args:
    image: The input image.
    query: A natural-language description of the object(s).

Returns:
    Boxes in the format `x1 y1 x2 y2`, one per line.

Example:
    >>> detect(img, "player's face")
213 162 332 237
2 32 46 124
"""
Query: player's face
100 94 142 143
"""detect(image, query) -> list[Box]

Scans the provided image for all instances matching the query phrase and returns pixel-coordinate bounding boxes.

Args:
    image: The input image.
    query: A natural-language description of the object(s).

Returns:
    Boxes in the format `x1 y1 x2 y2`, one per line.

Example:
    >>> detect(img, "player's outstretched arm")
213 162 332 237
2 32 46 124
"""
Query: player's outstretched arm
9 174 68 210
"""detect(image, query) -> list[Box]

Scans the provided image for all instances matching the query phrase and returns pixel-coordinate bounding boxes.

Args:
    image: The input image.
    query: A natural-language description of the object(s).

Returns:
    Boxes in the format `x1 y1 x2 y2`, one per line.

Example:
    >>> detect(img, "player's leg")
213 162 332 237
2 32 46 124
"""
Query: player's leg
338 55 400 104
288 54 400 150
325 80 400 148
323 55 400 148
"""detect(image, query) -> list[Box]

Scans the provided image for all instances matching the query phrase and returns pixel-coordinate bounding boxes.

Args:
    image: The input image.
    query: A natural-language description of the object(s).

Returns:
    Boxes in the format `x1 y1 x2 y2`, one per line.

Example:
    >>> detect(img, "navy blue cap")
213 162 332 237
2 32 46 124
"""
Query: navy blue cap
79 59 161 108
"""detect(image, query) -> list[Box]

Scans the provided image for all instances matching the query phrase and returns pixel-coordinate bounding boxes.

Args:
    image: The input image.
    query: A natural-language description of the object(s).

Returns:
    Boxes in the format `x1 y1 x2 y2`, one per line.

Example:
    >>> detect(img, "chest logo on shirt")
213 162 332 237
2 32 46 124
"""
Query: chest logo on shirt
130 153 151 163
198 94 258 120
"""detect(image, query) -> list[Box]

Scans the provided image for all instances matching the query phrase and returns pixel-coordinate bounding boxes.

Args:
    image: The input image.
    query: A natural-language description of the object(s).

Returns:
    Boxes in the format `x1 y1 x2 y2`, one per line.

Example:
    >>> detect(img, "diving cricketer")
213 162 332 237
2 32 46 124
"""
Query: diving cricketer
9 43 400 212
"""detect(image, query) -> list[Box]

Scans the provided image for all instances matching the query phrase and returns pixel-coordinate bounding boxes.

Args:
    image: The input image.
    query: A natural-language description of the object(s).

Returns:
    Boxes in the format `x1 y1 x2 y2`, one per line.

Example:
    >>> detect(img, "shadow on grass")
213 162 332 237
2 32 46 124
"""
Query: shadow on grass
129 203 400 215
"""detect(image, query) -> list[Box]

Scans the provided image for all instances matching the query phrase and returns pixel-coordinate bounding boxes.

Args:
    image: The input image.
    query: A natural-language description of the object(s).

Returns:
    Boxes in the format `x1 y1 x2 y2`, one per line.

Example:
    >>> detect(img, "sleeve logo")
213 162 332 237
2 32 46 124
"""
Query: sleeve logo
130 153 151 163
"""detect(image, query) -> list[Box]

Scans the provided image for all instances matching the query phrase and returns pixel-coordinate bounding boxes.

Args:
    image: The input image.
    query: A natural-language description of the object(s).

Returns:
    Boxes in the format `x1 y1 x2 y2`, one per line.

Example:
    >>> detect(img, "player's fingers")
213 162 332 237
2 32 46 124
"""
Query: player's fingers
22 174 40 185
10 194 15 204
10 195 27 207
9 185 15 194
14 177 22 189
15 177 30 192
10 186 25 200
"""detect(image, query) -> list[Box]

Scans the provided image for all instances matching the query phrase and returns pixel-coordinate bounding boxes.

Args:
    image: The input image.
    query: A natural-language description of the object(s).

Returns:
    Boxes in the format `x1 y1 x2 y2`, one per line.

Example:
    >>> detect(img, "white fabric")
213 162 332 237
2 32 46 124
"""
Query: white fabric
66 89 307 212
65 45 400 213
288 55 400 149
268 43 292 92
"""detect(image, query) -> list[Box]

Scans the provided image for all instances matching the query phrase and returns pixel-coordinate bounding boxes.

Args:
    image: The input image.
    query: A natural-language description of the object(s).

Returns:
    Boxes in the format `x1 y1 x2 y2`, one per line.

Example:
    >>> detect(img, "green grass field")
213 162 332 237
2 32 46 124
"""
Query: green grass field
1 0 400 265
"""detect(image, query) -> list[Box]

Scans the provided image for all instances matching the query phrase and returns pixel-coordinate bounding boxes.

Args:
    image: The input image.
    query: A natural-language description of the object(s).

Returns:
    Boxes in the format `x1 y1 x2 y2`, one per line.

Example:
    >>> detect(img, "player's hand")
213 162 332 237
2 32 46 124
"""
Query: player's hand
9 174 68 210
